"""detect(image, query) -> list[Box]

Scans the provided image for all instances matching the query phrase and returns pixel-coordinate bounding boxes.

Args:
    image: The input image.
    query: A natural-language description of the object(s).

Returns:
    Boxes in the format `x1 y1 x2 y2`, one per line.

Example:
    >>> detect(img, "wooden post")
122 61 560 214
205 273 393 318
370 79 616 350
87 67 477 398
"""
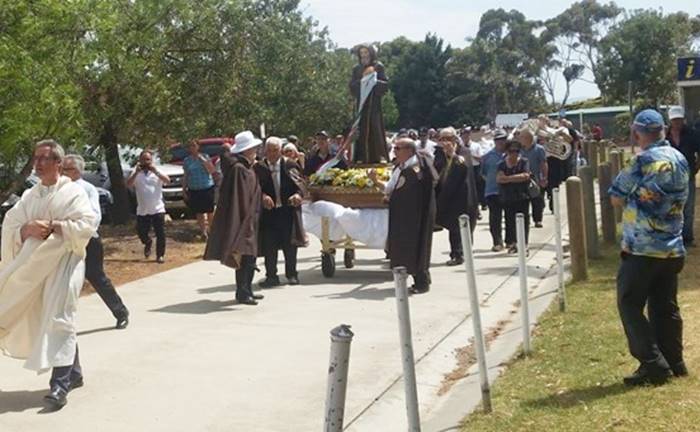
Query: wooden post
598 162 616 244
566 177 588 281
609 151 622 223
587 141 598 178
598 141 608 164
577 166 600 259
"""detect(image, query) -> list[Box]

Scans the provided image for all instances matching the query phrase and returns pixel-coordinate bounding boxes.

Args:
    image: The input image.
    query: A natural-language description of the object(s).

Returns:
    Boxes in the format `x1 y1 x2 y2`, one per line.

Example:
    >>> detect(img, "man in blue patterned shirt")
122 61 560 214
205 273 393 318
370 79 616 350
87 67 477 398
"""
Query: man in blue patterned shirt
609 109 689 386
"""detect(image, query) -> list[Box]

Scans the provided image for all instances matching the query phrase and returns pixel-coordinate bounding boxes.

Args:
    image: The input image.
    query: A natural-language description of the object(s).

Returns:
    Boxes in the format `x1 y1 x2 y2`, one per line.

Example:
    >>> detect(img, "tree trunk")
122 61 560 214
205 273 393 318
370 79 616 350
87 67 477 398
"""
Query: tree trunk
101 121 131 225
0 157 34 205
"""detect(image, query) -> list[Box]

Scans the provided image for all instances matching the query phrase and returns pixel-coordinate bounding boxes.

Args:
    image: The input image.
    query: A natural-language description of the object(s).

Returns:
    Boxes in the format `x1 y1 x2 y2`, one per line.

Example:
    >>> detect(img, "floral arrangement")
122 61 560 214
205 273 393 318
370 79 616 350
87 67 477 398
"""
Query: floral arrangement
309 167 390 190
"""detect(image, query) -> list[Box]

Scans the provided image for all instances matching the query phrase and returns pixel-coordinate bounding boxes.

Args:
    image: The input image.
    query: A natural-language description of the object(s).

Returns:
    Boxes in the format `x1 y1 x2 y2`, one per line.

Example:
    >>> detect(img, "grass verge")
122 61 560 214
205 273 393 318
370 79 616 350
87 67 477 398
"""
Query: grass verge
461 243 700 431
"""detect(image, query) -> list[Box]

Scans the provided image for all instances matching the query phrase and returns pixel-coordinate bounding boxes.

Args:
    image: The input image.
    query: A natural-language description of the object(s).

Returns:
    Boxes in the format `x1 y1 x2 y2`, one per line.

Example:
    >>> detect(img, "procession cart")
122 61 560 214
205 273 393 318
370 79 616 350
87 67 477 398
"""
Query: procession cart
303 167 389 278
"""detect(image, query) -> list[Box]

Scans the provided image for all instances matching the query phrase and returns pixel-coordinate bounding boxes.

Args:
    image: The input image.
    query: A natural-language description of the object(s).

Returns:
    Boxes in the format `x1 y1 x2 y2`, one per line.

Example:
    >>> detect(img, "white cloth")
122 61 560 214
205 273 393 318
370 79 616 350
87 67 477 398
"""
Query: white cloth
134 171 165 216
467 140 483 165
302 201 388 249
0 176 96 372
269 159 282 207
76 178 101 237
417 139 437 157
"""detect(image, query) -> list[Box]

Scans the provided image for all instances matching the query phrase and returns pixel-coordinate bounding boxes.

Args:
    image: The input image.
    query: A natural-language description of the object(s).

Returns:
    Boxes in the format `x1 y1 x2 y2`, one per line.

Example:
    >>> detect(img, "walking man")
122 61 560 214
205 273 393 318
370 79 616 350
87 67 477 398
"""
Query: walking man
127 150 170 263
0 140 96 409
667 106 700 247
481 129 507 251
63 155 130 329
610 109 690 386
204 131 264 305
255 137 307 287
518 128 548 228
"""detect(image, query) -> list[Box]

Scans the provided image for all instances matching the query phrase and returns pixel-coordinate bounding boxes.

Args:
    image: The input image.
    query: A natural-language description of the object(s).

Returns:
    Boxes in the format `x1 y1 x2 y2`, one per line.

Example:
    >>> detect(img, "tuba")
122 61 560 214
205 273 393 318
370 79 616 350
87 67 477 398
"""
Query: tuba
522 119 573 160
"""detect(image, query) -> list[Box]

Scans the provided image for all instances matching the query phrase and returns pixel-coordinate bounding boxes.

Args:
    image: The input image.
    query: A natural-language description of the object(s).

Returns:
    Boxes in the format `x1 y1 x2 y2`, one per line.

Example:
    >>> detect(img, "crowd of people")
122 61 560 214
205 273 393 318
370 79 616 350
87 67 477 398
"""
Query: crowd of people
1 106 699 409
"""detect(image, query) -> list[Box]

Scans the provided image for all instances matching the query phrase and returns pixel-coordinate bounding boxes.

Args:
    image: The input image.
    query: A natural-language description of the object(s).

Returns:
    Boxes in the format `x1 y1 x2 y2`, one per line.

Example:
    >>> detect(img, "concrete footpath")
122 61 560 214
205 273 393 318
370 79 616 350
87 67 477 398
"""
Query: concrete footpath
0 195 570 431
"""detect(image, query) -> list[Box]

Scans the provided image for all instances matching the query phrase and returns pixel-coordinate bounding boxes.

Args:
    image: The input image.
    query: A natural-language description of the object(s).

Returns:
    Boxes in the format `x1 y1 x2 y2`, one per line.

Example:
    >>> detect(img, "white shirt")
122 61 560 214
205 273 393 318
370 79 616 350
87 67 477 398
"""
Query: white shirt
76 178 101 236
417 139 437 157
134 171 165 216
268 158 282 207
466 140 483 165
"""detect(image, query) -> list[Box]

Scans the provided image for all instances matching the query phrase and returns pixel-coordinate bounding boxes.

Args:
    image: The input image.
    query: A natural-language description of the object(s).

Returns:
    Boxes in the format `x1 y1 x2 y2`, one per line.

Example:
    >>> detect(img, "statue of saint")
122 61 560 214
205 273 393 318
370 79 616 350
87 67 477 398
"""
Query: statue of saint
349 44 389 164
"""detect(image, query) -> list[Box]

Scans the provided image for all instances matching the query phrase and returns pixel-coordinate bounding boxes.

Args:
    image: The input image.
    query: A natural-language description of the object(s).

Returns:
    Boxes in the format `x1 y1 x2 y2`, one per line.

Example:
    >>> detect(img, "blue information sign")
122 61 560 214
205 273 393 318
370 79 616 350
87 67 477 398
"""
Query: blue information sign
678 57 700 81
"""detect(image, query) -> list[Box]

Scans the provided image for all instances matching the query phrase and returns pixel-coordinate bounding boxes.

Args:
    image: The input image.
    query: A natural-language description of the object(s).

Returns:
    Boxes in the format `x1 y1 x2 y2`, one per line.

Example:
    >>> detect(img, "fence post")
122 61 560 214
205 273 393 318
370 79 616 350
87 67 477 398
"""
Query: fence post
516 214 531 356
609 151 623 223
598 162 617 244
324 324 354 432
566 177 588 281
393 267 421 431
587 141 599 178
459 215 492 413
577 166 600 259
552 188 566 312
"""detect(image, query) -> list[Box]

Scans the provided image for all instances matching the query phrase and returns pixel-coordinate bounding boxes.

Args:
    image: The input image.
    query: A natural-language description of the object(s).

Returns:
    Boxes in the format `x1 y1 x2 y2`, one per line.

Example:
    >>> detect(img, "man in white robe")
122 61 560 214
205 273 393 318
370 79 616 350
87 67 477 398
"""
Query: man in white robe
0 139 96 410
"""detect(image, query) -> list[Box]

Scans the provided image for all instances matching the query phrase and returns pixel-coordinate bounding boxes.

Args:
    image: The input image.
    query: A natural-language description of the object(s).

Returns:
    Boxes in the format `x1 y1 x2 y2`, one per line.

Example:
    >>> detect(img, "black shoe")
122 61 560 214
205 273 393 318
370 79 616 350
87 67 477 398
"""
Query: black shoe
623 365 671 386
69 376 84 391
144 242 152 259
534 222 543 228
287 276 300 285
671 362 689 377
409 285 430 295
252 293 265 300
116 315 129 330
156 256 165 264
43 387 67 410
259 277 281 288
446 257 464 266
237 297 258 306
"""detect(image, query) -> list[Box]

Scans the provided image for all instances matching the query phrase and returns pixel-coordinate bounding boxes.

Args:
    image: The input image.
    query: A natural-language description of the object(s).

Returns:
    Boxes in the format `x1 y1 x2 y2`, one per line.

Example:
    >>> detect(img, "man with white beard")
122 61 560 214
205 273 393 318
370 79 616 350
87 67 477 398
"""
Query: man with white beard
0 140 96 410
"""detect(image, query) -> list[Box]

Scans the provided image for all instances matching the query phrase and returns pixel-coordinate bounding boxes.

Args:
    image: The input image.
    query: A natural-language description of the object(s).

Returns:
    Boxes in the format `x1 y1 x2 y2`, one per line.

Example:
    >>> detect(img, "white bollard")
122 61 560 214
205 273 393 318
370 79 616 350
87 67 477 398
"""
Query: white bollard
516 213 531 356
393 267 421 431
459 215 492 413
553 188 566 312
324 324 354 432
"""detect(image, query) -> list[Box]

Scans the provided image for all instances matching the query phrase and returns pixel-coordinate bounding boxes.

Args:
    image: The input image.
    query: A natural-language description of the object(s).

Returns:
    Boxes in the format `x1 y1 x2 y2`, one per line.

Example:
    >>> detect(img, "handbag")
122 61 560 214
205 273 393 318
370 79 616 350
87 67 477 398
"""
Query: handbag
528 178 541 198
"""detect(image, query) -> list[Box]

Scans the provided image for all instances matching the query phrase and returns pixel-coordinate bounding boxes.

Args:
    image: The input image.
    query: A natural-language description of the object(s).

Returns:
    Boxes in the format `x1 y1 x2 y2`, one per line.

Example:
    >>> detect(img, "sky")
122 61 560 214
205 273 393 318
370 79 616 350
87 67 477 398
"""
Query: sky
301 0 700 102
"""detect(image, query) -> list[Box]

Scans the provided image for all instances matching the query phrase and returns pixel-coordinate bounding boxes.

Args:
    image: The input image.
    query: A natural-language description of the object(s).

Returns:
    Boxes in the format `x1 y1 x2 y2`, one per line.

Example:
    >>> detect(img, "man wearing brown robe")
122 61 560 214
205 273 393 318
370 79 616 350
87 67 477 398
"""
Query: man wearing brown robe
254 137 308 287
204 131 264 306
371 137 437 294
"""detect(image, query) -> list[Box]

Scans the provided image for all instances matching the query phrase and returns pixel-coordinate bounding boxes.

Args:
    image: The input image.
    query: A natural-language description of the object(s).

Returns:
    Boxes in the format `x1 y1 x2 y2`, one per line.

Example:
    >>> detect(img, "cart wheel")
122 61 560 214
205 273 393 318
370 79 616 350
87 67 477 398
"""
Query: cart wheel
344 249 355 269
321 253 336 278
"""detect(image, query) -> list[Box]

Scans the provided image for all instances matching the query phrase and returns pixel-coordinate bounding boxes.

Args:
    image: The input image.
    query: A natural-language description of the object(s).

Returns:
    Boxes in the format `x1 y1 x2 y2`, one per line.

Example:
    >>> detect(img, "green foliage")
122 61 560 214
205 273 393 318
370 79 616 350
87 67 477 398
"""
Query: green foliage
613 111 632 138
597 10 700 105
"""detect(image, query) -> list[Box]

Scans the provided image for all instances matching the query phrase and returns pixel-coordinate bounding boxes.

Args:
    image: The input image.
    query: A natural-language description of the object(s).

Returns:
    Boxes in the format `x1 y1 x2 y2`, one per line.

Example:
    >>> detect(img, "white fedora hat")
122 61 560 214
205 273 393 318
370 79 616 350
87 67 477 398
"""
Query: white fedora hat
231 130 263 154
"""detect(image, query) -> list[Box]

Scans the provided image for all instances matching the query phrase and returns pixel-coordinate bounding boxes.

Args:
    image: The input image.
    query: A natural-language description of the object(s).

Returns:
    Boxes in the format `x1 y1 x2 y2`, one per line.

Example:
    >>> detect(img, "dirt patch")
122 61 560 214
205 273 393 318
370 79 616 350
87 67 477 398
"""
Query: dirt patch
81 218 206 296
438 314 516 396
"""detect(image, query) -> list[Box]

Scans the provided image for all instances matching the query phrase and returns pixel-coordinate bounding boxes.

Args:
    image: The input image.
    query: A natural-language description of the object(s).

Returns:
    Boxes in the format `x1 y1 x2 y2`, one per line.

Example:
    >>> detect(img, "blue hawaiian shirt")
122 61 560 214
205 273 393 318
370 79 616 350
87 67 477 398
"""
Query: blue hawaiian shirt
609 140 689 258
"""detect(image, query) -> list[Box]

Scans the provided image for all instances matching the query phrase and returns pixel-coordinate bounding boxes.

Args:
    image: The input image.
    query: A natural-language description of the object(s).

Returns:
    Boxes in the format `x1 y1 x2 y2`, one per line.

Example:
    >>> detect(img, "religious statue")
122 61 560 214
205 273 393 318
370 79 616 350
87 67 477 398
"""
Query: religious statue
349 44 389 164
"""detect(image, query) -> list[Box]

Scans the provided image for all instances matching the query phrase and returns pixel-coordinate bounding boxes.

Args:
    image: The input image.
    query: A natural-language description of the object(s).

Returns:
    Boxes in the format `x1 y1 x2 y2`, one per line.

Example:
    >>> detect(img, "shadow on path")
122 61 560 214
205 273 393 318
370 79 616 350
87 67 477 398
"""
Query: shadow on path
150 299 238 314
0 389 47 414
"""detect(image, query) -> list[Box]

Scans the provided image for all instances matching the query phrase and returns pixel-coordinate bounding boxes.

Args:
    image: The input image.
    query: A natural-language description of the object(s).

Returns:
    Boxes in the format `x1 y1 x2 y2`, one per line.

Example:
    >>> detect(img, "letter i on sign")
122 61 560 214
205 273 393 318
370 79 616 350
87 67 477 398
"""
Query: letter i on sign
687 60 696 79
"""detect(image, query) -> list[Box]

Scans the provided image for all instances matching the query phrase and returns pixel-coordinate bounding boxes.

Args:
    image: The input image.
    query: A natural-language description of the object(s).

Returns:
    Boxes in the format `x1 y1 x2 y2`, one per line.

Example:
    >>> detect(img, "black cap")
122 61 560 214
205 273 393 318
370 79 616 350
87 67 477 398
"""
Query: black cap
315 130 329 138
419 127 429 135
287 135 299 143
494 129 508 140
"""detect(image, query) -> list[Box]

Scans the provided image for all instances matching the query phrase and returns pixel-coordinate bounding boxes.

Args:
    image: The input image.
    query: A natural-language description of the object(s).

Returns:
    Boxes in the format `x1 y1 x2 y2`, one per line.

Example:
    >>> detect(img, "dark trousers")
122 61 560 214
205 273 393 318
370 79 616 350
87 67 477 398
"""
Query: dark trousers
413 270 431 288
448 226 463 259
617 253 685 370
474 165 486 206
530 194 545 224
264 244 298 279
86 237 128 320
682 178 696 244
136 213 166 258
261 208 298 279
235 255 256 301
486 195 503 246
504 199 530 246
50 345 81 393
